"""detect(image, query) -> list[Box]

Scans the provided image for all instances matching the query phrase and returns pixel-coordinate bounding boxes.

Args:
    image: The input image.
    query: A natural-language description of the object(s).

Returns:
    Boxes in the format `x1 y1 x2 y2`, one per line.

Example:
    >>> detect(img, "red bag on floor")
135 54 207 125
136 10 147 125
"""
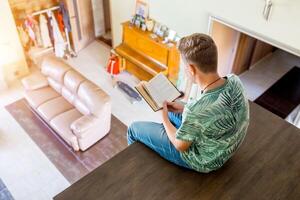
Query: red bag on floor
106 55 120 75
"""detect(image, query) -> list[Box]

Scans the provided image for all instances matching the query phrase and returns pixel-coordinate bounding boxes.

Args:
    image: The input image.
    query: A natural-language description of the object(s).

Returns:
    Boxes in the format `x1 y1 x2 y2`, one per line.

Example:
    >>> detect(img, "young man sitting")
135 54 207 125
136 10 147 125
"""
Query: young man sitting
127 33 250 173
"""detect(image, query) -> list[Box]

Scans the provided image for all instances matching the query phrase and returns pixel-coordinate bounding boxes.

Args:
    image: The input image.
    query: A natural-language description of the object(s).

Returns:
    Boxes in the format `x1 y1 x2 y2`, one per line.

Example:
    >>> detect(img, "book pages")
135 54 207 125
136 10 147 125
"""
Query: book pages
145 73 181 108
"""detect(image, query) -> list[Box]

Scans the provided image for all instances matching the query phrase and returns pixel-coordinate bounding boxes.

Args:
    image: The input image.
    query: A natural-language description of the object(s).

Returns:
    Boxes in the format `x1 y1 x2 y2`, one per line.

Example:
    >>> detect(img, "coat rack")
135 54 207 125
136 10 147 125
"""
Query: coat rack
32 6 59 16
29 5 76 58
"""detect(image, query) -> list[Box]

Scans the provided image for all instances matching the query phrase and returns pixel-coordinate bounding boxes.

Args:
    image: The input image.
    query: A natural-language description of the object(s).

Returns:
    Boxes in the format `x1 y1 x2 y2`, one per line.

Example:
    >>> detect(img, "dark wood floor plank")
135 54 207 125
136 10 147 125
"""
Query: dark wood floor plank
54 102 300 200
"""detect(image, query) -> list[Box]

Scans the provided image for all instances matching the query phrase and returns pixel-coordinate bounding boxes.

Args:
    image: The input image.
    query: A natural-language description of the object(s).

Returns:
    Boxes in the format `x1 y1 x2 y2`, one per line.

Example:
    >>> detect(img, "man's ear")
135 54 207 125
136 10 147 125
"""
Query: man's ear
188 64 196 76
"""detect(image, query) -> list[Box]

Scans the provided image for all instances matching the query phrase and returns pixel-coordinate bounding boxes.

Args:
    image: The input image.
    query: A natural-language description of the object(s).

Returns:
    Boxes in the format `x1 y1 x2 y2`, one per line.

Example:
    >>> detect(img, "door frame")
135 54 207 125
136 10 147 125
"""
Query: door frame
107 0 114 47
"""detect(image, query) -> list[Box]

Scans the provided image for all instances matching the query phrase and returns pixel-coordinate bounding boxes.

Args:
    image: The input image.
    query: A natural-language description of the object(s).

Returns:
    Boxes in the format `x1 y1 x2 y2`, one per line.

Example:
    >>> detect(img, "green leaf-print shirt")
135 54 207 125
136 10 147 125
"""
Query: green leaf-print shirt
176 74 249 173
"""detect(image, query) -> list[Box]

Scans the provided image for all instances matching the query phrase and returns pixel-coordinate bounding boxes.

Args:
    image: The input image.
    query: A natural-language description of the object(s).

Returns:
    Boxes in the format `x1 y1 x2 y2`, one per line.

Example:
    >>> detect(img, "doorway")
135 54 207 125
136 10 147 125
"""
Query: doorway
209 18 277 77
208 16 300 124
91 0 112 47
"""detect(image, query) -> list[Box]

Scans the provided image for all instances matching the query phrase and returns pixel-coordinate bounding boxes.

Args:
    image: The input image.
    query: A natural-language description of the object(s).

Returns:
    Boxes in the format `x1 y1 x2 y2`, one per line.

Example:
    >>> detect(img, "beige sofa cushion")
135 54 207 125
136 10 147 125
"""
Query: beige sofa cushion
50 109 83 151
37 96 74 122
62 87 75 104
41 56 71 83
24 87 60 109
64 70 85 93
73 98 91 115
61 70 86 105
48 77 63 93
77 82 111 117
22 72 48 91
71 115 97 138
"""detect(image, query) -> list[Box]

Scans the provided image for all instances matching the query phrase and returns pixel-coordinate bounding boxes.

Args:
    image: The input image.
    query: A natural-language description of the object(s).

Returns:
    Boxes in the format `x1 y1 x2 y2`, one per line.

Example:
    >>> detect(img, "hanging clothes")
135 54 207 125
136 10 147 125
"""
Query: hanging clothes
17 25 29 48
56 12 65 33
32 19 43 47
24 17 36 45
47 11 66 58
59 1 71 32
25 16 43 47
46 14 55 46
39 14 52 48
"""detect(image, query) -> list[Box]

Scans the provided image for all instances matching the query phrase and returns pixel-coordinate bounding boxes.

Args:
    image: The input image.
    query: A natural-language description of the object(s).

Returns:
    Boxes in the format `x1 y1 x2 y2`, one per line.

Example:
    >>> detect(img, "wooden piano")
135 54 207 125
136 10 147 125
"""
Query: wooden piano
115 22 180 83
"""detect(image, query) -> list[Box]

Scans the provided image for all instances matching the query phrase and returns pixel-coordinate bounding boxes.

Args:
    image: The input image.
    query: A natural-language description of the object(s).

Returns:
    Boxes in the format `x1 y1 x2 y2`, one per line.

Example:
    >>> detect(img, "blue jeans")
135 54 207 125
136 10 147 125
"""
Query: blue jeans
127 112 190 169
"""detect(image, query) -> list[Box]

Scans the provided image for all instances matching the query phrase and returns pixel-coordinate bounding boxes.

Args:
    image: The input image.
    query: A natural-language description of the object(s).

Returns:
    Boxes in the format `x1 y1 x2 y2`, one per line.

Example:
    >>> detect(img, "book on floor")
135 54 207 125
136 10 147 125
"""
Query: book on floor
135 73 181 112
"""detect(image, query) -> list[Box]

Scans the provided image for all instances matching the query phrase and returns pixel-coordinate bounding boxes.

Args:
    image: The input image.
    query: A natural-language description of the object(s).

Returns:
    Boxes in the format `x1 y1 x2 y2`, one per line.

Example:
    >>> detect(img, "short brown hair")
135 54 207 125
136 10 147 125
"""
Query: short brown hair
178 33 218 73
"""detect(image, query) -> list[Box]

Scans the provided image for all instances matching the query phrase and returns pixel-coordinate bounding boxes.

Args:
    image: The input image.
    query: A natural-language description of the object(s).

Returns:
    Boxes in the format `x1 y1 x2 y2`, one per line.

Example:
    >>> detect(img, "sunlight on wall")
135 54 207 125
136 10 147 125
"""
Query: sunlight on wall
0 0 28 85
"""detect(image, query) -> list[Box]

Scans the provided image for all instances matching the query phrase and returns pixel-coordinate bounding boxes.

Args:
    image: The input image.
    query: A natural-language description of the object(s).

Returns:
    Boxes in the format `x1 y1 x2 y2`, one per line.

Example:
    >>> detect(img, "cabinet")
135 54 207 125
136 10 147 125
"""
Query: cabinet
115 22 180 83
209 0 300 56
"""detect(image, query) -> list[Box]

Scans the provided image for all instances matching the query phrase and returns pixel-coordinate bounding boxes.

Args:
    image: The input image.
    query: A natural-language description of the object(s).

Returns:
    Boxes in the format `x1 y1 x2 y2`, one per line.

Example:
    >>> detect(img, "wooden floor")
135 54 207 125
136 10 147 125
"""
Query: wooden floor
55 102 300 200
255 66 300 118
96 36 112 47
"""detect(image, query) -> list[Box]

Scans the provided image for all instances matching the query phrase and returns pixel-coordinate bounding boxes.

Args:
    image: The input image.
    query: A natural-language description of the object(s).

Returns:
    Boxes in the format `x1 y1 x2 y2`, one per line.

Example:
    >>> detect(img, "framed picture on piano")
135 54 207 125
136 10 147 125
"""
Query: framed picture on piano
135 0 149 19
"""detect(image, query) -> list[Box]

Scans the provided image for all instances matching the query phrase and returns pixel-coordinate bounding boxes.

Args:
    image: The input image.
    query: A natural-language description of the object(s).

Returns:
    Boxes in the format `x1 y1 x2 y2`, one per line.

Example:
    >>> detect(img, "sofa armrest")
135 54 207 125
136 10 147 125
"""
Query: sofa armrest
71 115 98 138
22 72 48 90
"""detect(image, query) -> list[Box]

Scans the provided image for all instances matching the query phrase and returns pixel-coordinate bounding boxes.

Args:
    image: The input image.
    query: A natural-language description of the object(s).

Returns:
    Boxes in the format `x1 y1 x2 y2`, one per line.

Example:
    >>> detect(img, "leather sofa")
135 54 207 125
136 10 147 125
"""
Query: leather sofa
22 56 111 151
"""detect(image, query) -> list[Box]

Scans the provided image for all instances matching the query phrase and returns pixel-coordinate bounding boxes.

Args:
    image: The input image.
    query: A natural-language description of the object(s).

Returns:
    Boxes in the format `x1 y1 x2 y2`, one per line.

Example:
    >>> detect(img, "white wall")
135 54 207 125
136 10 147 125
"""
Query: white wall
111 0 300 56
92 0 106 37
0 0 28 84
146 0 209 37
111 0 210 47
110 0 136 47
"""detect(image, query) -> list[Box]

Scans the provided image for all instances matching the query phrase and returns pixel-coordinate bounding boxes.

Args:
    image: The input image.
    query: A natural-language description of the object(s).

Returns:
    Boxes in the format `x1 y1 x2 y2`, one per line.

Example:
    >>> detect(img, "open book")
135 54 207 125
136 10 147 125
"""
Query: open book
135 73 181 112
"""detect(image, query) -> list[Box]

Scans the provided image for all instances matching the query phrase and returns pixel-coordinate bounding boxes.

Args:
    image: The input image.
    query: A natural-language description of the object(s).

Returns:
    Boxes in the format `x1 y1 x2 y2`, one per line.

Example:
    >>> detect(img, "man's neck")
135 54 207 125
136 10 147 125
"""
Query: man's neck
195 72 224 91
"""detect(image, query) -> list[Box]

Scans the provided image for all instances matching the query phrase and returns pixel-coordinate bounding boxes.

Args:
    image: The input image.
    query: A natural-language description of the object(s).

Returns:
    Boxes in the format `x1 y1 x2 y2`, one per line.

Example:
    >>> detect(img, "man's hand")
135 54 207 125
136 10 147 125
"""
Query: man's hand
166 101 184 113
161 101 169 122
161 101 192 152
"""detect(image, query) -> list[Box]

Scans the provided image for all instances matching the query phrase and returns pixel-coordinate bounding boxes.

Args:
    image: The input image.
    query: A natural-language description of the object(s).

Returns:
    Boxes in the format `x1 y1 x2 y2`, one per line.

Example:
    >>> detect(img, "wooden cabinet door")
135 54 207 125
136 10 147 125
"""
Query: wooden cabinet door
65 0 95 52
